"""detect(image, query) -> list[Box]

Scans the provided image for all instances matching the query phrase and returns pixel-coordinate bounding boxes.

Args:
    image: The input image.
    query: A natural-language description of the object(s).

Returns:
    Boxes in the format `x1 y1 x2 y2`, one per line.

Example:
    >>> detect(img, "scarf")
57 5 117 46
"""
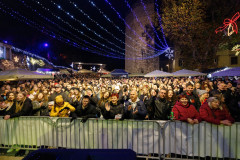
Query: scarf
15 98 26 113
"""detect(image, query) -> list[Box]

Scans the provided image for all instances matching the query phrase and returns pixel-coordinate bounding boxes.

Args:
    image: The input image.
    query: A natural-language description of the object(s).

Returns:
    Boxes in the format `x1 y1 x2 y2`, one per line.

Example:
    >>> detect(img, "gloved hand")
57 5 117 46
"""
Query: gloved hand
81 116 88 123
70 114 77 122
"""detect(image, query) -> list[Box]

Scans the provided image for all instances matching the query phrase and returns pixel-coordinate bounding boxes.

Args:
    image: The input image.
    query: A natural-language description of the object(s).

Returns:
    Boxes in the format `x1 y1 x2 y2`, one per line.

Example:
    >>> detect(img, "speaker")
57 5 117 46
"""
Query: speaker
23 149 136 160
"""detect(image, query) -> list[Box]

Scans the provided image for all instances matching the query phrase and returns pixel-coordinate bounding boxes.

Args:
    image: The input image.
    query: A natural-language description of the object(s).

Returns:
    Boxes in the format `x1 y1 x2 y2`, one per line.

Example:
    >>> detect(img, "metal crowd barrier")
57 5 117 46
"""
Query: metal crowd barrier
0 117 239 160
0 117 162 159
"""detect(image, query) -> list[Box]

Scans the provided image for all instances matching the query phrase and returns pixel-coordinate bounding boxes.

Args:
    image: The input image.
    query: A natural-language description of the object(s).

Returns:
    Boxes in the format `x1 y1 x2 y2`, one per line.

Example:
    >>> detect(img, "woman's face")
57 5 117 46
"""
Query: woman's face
38 93 43 99
211 100 220 109
202 93 209 99
111 96 118 104
8 93 15 101
168 90 173 98
101 87 106 93
103 92 109 99
74 90 79 95
17 93 24 101
205 88 210 92
180 97 188 106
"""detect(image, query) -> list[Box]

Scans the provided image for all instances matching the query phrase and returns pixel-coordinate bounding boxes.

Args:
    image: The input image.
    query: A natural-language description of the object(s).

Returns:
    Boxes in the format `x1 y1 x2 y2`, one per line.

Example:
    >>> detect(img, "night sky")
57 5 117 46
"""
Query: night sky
0 0 142 70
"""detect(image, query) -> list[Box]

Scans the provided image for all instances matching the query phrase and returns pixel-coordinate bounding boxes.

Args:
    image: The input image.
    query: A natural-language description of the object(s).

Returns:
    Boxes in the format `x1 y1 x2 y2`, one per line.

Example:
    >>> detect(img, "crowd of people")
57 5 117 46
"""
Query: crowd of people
0 76 239 125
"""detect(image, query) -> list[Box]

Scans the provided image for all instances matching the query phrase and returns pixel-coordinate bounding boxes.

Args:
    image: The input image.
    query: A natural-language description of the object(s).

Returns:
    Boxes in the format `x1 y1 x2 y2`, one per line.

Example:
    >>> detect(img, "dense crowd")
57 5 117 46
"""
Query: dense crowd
0 76 239 125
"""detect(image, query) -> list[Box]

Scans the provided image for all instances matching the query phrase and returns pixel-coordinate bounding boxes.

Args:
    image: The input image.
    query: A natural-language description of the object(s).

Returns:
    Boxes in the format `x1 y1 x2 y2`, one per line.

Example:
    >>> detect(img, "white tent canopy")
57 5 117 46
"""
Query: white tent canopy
144 70 173 77
0 68 53 81
172 69 206 77
78 69 93 73
98 69 110 74
211 67 240 77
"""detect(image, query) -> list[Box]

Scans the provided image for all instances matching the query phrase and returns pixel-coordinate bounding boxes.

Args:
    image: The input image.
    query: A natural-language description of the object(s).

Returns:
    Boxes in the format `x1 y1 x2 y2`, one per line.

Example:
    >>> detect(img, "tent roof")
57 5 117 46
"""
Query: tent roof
98 69 110 73
0 68 53 81
211 67 240 77
37 68 59 72
111 69 128 75
129 73 145 77
78 69 93 73
101 73 112 78
172 69 206 77
144 70 173 77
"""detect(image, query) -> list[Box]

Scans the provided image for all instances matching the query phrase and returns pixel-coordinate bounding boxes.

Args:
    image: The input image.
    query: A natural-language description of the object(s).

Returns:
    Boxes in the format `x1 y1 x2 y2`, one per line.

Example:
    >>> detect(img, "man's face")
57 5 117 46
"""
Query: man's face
159 90 167 99
82 98 89 107
130 91 137 102
55 87 61 93
67 85 72 90
218 83 225 90
186 85 193 94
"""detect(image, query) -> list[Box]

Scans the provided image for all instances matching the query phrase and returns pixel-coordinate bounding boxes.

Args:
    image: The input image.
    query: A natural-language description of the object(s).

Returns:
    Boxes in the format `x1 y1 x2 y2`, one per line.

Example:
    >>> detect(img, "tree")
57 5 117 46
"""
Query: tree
158 0 240 70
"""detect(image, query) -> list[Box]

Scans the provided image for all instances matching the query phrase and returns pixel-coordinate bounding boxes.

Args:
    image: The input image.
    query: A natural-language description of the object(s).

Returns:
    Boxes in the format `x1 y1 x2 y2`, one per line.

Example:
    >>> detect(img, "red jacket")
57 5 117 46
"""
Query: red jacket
199 102 235 125
172 101 202 122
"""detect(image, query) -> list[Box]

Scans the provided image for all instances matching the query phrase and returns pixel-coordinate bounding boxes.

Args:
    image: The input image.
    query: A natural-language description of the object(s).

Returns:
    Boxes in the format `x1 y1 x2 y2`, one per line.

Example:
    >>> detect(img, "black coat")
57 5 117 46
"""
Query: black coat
76 103 98 118
184 91 201 111
102 101 123 119
8 98 33 118
147 96 170 120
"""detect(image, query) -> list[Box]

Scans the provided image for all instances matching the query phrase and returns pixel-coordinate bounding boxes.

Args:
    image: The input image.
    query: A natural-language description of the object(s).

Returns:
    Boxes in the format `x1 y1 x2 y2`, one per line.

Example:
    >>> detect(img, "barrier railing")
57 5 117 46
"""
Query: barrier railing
0 117 163 159
162 121 240 160
0 117 239 160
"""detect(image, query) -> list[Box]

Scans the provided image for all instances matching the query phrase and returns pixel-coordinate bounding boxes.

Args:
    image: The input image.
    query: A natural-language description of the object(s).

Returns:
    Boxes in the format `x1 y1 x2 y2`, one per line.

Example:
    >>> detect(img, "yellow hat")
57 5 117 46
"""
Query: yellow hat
55 95 64 104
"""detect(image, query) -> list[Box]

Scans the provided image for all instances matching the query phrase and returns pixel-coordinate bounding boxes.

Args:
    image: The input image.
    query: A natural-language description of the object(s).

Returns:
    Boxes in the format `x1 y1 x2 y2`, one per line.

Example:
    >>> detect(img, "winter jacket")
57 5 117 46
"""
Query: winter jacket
32 100 48 116
50 102 75 117
172 101 202 122
124 98 147 120
147 96 170 120
102 101 123 119
9 98 33 118
75 103 98 118
199 101 235 125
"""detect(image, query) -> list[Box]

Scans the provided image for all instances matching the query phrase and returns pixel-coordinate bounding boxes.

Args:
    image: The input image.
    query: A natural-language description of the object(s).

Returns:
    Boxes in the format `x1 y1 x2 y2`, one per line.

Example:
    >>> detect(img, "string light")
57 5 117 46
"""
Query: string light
140 0 167 48
0 1 168 60
154 0 168 47
32 0 127 56
232 44 240 56
103 0 165 52
64 0 140 53
0 1 126 59
123 0 167 50
13 56 19 63
215 12 240 36
18 0 124 58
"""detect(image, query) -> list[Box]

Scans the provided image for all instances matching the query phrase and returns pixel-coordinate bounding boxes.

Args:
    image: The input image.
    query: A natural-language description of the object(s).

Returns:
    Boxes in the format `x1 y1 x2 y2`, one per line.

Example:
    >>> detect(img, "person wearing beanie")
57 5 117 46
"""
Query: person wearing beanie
199 97 234 125
172 94 202 124
50 95 75 117
198 90 209 105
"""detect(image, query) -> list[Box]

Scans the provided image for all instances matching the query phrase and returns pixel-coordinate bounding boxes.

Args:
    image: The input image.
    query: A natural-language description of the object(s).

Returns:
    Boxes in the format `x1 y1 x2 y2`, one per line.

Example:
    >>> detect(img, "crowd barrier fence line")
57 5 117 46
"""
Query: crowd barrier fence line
0 116 239 160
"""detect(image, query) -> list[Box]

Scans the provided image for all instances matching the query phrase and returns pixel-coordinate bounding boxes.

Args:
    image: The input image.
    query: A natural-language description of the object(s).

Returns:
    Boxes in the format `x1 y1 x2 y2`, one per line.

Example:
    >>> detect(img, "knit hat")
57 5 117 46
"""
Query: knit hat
198 90 208 96
55 95 64 104
48 101 54 105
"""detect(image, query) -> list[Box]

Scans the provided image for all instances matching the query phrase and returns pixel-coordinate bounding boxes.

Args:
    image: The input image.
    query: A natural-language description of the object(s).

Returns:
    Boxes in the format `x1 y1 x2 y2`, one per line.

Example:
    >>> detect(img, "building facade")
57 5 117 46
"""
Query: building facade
125 0 159 73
